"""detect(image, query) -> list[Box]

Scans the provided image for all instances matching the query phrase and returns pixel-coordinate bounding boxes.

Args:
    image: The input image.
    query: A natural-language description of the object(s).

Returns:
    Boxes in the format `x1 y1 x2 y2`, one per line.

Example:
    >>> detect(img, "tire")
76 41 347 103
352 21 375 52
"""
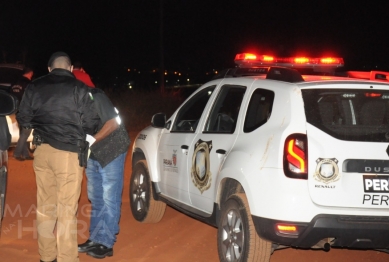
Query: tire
217 193 272 262
129 160 166 223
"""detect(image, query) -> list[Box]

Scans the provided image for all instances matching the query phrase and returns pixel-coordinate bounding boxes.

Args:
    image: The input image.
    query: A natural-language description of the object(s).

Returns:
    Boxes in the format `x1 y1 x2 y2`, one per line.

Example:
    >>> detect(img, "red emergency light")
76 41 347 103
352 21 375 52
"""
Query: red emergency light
234 53 344 68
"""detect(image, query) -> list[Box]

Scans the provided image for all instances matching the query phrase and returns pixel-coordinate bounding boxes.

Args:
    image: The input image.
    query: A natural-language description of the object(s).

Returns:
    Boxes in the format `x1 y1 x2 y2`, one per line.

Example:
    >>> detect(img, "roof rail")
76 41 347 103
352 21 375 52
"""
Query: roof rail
212 66 304 83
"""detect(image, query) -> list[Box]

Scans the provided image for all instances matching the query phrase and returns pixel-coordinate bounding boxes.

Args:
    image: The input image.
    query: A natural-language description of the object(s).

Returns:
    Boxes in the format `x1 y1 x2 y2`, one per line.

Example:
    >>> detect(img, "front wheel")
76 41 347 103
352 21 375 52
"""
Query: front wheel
217 193 272 262
129 160 166 223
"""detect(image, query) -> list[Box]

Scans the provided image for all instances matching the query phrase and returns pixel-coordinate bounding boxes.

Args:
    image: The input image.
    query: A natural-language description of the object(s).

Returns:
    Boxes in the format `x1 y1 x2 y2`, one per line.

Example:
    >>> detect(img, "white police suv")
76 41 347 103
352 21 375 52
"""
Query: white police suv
130 53 389 262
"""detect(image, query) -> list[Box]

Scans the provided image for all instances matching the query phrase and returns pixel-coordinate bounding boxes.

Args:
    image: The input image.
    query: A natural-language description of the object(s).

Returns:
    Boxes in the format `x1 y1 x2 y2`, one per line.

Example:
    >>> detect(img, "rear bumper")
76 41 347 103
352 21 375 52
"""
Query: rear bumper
253 214 389 249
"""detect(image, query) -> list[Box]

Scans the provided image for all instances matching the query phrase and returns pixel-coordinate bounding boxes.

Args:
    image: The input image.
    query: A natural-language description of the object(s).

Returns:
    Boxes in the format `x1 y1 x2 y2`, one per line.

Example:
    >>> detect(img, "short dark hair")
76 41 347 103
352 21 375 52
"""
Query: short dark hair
73 61 82 69
47 51 71 68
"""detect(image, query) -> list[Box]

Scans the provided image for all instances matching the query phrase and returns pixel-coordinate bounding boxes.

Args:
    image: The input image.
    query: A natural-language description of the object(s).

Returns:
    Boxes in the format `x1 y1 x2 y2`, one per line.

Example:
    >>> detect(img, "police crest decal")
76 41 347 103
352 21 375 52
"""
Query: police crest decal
191 139 212 193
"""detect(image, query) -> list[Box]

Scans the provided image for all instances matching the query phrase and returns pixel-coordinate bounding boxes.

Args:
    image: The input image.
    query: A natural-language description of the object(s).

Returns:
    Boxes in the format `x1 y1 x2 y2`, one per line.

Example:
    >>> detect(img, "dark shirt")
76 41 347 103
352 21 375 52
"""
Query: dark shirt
90 88 118 131
88 88 118 160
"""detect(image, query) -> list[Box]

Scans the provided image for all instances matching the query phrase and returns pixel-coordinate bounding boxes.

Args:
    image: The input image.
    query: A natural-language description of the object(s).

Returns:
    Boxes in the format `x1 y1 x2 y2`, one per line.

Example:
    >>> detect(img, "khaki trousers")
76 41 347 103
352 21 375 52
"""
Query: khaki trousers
33 144 83 262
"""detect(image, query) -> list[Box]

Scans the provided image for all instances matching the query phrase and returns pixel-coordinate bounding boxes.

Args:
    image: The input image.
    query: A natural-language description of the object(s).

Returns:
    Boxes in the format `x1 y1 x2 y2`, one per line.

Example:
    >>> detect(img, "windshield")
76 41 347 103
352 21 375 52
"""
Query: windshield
302 89 389 142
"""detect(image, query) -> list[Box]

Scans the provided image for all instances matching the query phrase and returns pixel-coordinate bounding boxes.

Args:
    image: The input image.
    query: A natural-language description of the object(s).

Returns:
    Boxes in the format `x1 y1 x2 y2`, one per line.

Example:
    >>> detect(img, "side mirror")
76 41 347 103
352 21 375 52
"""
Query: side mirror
0 91 18 116
151 113 166 128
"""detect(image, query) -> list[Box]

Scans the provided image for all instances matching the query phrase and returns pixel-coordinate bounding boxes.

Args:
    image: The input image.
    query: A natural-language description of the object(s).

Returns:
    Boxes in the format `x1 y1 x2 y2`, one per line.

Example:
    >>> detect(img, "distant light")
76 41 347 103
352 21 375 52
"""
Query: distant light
138 71 141 74
166 80 168 83
155 81 158 84
164 72 167 75
215 71 218 74
127 69 131 72
187 78 190 82
179 73 181 76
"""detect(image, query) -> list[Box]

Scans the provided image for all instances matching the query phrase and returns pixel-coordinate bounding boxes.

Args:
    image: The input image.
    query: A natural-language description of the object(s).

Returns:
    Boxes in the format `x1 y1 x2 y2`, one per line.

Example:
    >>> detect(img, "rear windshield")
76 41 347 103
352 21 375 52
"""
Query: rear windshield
302 89 389 142
0 67 23 84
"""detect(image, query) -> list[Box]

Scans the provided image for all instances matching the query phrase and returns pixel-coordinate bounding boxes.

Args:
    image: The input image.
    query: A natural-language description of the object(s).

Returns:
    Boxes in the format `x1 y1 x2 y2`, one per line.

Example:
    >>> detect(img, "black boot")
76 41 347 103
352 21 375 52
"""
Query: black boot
78 239 100 253
87 244 113 259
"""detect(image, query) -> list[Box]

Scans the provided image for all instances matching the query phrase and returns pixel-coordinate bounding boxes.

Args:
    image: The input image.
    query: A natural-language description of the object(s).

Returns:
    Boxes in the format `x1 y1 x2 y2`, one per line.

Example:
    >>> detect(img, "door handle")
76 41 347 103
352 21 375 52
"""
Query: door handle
216 149 226 154
181 145 189 155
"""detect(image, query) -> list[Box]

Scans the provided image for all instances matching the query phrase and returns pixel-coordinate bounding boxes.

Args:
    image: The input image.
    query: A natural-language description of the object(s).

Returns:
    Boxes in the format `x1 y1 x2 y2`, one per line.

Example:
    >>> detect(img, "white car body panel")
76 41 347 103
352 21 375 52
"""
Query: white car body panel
132 68 389 251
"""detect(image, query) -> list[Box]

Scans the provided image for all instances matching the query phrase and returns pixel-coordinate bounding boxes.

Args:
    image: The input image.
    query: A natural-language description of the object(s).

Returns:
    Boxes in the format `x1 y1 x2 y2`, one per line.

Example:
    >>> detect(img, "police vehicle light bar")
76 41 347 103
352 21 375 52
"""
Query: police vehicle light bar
234 53 344 68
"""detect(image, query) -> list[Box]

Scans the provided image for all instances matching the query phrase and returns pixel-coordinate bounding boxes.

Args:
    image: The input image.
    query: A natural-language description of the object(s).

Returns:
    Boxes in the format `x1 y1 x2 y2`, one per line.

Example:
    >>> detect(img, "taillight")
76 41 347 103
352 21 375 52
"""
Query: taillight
284 134 308 179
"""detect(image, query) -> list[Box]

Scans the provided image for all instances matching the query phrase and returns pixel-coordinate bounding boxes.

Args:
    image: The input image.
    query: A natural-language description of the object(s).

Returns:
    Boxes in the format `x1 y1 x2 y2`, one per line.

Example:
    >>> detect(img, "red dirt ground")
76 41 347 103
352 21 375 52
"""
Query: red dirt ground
1 136 388 261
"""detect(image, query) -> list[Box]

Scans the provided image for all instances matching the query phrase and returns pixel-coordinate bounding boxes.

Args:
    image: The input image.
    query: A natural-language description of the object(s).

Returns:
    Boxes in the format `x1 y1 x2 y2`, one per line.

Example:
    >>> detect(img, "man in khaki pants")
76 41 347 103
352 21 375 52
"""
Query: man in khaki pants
17 52 99 262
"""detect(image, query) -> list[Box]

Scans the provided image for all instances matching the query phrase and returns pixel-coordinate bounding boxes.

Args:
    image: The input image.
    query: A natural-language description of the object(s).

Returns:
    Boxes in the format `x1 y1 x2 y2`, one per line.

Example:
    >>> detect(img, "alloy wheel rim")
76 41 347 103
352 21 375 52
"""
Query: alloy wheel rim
221 208 244 261
132 172 147 213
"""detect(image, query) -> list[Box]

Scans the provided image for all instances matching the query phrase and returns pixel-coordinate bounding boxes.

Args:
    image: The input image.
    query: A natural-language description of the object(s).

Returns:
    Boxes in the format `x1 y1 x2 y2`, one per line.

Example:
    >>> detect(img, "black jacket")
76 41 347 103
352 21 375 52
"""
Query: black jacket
17 69 99 152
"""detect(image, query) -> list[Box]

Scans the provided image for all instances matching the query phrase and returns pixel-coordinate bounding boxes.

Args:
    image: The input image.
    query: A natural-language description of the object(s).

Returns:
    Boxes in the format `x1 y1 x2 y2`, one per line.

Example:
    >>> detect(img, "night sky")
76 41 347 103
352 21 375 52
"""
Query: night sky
1 0 389 81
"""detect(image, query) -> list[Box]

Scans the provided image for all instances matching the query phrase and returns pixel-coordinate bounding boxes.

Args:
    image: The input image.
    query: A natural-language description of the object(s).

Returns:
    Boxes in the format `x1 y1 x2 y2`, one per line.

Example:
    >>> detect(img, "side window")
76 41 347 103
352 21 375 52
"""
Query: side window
244 89 275 133
205 85 246 133
172 85 215 132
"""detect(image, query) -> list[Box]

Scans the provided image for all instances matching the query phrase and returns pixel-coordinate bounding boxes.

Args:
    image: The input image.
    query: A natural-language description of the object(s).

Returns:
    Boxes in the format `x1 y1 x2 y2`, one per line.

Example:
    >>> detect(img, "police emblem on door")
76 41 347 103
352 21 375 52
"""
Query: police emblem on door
191 139 212 193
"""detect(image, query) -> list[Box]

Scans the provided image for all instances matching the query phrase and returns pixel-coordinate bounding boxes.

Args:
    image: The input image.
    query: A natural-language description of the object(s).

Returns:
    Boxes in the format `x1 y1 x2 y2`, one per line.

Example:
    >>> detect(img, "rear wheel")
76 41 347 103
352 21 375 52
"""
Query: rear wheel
129 160 166 223
217 193 272 262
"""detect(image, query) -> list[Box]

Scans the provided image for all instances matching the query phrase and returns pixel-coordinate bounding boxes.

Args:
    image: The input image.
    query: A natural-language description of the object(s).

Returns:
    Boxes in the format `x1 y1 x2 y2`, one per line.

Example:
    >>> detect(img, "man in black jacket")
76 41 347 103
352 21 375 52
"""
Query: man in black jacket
17 52 99 262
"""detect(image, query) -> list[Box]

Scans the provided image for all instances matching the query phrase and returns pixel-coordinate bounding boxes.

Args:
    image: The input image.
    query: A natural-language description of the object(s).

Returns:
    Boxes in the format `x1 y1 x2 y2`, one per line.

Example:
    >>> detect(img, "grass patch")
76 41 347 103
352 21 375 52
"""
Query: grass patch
103 89 186 132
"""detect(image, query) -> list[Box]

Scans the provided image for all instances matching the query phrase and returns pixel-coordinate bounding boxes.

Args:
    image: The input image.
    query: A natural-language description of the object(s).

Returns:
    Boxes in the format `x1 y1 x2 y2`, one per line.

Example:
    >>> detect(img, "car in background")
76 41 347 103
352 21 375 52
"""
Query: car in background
0 64 34 151
0 63 24 92
130 53 389 261
0 90 18 229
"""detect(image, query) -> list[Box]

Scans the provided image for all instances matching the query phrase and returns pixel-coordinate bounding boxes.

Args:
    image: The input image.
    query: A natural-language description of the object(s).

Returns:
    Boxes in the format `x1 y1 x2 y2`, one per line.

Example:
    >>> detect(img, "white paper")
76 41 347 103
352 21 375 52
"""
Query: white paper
86 134 96 146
